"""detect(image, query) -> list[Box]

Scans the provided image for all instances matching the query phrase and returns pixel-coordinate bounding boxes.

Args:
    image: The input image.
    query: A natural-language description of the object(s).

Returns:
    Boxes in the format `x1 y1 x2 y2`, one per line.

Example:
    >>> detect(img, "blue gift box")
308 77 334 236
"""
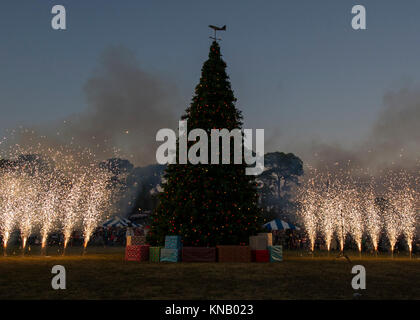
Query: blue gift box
164 235 182 249
160 248 180 262
268 245 283 262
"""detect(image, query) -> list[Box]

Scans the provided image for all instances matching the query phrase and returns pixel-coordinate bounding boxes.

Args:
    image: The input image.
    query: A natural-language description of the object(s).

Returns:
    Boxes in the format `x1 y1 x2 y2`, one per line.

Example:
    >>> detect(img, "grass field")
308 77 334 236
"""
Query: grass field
0 246 418 300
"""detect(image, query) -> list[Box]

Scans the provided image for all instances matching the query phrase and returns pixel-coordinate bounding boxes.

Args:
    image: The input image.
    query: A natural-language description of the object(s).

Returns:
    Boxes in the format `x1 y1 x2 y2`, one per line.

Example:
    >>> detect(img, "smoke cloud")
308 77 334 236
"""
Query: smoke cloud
365 87 420 168
15 46 182 166
9 47 420 174
284 86 420 175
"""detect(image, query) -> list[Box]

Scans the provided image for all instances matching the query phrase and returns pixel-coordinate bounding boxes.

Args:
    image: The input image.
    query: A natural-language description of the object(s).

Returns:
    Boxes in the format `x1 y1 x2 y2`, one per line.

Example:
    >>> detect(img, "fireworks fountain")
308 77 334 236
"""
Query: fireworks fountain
298 167 419 257
82 170 112 253
317 172 340 251
0 136 115 256
0 172 19 254
39 187 59 253
364 188 382 252
399 188 417 256
298 177 318 252
347 189 364 254
17 173 39 253
383 207 400 256
334 191 348 253
62 175 85 251
387 171 418 257
319 196 335 252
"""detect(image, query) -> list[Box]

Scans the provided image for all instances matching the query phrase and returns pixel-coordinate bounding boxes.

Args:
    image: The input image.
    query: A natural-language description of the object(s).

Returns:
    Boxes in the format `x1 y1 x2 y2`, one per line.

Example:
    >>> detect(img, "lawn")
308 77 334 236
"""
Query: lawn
0 246 418 299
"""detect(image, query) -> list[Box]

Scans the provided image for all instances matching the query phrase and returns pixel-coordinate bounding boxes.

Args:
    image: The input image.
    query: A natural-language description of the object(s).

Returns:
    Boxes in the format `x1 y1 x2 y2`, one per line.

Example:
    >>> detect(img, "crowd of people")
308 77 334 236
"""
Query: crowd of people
273 229 420 253
272 230 309 250
2 226 418 254
2 226 143 248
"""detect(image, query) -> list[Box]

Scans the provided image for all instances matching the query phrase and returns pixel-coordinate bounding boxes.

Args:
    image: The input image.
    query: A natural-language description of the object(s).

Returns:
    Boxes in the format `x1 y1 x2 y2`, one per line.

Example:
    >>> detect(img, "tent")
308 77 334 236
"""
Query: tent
102 216 141 228
263 219 300 231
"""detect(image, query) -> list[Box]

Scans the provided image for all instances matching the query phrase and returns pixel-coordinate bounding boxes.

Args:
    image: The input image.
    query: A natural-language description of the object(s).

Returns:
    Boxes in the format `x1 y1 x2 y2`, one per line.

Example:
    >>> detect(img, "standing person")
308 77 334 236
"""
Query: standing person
125 223 134 246
126 223 134 237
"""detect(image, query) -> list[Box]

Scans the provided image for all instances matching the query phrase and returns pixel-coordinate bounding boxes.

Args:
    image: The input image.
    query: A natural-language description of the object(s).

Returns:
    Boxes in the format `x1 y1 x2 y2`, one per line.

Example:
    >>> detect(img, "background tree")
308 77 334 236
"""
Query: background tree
129 164 166 216
148 41 262 246
100 158 136 217
258 152 303 221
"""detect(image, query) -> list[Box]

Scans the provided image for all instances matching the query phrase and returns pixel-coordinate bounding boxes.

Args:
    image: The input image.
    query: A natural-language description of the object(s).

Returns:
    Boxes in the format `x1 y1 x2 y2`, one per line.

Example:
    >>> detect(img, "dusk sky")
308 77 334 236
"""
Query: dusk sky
1 0 419 167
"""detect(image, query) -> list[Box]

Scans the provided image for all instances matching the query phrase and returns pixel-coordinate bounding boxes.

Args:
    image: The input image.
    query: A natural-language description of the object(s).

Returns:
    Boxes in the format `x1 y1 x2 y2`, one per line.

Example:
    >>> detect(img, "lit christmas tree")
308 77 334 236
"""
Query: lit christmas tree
148 41 262 246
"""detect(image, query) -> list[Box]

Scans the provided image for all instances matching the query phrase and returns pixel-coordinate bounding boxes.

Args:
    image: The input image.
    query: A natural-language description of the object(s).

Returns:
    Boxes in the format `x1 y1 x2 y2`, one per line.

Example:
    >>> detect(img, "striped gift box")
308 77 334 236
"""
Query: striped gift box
164 235 182 249
160 248 180 262
149 246 161 263
268 245 283 262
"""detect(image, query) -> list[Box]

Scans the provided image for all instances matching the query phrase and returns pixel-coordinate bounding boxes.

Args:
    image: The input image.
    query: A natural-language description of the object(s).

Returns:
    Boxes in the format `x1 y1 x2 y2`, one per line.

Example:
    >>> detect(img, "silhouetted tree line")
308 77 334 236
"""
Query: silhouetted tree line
0 152 304 224
102 152 303 224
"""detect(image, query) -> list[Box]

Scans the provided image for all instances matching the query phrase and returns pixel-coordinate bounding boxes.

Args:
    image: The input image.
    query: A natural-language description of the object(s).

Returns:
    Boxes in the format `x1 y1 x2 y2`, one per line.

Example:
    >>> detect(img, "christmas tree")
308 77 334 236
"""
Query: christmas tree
148 41 262 246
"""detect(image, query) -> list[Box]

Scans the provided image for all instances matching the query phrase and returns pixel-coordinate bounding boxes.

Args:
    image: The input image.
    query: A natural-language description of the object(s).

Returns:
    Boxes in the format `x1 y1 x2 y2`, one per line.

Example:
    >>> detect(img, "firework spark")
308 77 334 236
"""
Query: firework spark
298 177 318 251
62 176 85 250
82 171 111 249
298 167 418 255
0 172 19 252
364 189 382 252
386 171 417 254
0 137 115 255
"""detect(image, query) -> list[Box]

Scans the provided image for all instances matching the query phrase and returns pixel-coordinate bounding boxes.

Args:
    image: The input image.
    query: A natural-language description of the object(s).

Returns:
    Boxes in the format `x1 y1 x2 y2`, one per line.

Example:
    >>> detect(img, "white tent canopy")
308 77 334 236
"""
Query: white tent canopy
102 216 141 228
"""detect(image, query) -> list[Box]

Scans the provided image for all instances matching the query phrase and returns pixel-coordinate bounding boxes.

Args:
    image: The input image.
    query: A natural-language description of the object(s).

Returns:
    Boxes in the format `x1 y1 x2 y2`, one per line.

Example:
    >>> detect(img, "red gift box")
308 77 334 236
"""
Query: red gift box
252 250 269 262
125 245 150 262
182 247 216 262
217 246 251 262
139 245 150 261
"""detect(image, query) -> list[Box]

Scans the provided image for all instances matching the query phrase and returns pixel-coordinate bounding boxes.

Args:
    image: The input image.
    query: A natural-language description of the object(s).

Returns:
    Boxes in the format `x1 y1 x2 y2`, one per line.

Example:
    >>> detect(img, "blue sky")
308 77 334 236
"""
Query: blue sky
1 0 419 165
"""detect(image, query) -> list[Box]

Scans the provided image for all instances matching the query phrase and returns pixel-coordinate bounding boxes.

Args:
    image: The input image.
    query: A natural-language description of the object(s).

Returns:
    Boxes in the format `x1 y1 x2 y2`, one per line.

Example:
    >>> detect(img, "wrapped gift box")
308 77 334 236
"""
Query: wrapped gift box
257 233 273 247
160 248 180 262
217 245 251 262
249 235 268 250
182 247 216 262
125 245 141 261
139 245 150 261
125 245 149 262
252 250 270 262
149 246 161 263
127 235 146 246
268 245 283 262
164 235 182 249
